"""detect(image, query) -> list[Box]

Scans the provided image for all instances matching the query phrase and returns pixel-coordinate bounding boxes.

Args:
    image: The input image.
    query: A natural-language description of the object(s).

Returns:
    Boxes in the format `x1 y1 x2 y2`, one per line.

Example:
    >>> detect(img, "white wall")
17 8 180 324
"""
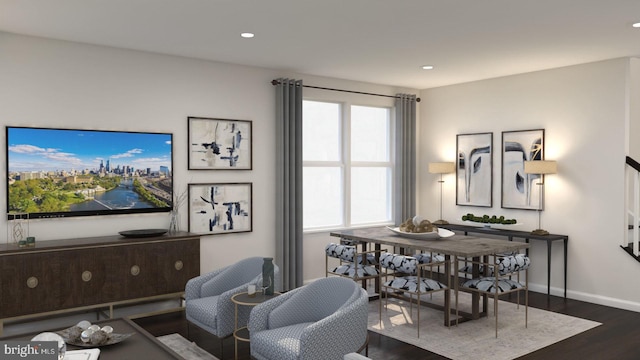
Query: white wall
629 58 640 159
420 58 640 311
0 32 280 273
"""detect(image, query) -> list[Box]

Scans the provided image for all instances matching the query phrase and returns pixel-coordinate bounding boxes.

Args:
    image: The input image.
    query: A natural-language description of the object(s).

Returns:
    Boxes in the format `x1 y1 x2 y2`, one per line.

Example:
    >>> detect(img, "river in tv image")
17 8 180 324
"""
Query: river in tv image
70 179 155 211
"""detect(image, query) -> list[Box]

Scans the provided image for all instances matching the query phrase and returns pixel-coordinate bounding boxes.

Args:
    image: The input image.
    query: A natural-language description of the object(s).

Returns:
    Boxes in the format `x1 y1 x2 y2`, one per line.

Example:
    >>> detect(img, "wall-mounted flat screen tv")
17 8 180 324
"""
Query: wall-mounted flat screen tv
6 126 173 219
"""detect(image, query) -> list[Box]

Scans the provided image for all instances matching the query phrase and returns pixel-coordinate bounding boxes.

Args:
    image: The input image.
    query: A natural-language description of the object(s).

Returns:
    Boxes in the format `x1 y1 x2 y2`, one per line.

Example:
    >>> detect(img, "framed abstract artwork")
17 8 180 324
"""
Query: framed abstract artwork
501 129 544 210
456 132 493 207
188 183 252 234
188 117 252 170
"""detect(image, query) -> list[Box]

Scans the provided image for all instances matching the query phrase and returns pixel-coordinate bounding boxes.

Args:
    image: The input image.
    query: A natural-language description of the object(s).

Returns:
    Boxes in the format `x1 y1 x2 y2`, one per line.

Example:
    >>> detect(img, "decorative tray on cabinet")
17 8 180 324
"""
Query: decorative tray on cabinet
118 229 168 238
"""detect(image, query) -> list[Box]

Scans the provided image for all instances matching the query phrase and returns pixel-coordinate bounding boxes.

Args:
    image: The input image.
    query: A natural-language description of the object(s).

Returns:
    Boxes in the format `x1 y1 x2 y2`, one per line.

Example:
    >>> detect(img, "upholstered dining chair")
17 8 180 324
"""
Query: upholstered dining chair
248 277 369 360
457 252 529 337
185 257 280 358
325 242 381 282
379 252 449 338
458 252 531 278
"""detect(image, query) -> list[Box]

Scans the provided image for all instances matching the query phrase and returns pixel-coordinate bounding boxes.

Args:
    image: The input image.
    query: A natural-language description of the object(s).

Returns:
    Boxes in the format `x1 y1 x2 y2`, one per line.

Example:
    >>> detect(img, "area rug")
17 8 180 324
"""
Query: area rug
369 293 601 360
157 333 219 360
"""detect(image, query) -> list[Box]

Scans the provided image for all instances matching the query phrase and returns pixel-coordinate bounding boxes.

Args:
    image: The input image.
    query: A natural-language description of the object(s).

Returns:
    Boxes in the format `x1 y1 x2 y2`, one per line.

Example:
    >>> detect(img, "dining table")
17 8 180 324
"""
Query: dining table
330 226 530 326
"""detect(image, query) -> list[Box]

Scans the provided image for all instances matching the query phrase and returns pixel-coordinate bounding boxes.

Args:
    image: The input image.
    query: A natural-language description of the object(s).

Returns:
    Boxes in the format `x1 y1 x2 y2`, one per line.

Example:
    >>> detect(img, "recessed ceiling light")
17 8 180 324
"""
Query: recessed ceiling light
241 32 255 38
421 65 434 70
633 22 640 28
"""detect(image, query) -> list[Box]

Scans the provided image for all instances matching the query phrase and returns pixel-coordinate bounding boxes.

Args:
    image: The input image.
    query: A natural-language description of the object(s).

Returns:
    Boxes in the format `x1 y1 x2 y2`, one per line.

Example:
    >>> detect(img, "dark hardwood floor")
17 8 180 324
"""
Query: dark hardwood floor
133 291 640 360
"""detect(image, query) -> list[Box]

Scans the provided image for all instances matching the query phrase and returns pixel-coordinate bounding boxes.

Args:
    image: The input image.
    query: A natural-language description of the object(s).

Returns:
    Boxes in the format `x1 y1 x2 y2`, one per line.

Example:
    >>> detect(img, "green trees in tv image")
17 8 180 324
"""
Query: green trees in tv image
8 176 123 213
132 178 169 208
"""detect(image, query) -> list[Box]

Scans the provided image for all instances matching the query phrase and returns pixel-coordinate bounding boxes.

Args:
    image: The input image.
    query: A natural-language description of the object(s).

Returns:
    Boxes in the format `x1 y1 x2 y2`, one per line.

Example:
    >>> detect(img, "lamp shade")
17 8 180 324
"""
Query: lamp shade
524 160 557 175
428 162 455 174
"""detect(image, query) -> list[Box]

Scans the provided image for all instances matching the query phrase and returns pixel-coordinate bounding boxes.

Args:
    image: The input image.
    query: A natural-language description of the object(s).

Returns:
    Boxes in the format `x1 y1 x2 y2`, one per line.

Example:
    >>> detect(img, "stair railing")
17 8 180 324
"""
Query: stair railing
625 156 640 256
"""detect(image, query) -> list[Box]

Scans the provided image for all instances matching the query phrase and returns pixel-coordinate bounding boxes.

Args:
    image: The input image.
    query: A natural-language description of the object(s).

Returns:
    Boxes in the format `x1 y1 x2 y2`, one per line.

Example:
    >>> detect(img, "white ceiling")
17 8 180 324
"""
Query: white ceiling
1 0 640 89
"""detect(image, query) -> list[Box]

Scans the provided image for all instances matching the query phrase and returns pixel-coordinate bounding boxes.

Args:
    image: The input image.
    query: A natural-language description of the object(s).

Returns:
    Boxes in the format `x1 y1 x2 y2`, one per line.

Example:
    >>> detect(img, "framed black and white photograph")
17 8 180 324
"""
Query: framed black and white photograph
188 183 252 234
501 129 544 210
188 117 252 170
456 132 493 207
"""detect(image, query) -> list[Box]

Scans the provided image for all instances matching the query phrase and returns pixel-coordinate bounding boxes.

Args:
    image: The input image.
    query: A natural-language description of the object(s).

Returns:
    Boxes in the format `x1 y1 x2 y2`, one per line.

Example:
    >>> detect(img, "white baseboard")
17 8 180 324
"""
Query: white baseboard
565 289 640 312
524 283 640 313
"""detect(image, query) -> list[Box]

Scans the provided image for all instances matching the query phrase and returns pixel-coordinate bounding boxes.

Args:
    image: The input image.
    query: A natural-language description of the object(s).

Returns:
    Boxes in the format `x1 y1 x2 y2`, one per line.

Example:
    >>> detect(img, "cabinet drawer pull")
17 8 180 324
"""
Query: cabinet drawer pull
130 265 140 276
82 271 92 282
174 260 184 271
27 276 38 289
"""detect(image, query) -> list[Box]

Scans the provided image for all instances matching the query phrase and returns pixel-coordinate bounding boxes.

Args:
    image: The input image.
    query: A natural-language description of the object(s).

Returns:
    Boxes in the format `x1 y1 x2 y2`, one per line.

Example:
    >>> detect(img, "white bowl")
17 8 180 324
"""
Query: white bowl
386 226 455 239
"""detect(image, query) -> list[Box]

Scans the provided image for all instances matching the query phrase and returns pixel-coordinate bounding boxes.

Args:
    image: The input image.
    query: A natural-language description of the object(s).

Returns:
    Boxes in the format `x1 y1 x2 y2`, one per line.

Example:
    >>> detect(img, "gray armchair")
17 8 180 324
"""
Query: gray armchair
185 257 280 356
248 277 369 360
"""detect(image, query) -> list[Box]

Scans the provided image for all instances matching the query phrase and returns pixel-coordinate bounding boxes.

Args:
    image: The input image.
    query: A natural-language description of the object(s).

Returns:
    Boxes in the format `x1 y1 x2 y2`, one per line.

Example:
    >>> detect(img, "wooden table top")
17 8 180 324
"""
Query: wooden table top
1 318 182 360
442 223 568 241
330 226 529 257
232 292 280 306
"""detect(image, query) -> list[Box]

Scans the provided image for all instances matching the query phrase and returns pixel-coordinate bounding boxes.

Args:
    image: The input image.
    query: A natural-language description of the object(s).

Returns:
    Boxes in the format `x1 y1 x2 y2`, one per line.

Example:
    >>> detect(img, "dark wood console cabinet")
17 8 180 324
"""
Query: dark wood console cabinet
0 231 200 333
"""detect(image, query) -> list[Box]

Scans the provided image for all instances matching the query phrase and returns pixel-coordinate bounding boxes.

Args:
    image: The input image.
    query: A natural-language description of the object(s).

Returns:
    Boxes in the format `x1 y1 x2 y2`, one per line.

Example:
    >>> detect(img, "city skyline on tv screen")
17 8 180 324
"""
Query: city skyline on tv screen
7 127 172 173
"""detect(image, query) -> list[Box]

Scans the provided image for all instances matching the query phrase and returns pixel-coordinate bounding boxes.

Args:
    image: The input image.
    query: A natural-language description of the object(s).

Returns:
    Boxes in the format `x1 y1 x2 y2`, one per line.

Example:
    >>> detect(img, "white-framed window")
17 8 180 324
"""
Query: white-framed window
303 99 394 231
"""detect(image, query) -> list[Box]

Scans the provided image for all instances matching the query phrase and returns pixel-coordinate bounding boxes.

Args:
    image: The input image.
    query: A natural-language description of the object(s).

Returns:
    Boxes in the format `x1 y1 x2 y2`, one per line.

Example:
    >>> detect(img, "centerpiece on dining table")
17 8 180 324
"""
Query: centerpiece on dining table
387 215 455 239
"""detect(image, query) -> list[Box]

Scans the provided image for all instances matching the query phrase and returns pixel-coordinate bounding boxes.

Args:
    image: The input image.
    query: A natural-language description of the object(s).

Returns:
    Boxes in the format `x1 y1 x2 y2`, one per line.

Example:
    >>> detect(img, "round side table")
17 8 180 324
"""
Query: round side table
231 292 280 360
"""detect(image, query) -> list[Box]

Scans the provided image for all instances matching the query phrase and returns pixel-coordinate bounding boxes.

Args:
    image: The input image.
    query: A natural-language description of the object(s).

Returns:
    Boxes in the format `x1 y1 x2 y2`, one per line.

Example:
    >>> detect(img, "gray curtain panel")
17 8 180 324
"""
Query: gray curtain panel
275 78 304 291
394 93 417 225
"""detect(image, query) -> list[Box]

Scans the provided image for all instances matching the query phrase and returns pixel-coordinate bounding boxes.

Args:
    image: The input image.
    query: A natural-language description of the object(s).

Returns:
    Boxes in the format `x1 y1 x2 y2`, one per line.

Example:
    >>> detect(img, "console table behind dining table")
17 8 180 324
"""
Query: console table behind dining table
330 227 529 326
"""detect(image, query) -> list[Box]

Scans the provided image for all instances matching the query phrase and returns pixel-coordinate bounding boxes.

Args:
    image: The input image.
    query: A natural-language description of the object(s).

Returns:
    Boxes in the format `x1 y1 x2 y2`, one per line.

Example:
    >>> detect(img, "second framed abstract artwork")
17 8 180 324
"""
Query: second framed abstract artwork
188 117 252 170
188 183 252 235
456 132 493 207
501 129 544 210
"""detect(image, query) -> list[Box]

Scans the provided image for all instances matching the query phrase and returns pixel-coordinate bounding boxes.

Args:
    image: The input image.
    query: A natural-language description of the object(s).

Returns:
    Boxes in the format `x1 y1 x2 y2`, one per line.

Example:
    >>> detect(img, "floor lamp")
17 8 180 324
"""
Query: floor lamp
428 162 456 225
524 160 557 235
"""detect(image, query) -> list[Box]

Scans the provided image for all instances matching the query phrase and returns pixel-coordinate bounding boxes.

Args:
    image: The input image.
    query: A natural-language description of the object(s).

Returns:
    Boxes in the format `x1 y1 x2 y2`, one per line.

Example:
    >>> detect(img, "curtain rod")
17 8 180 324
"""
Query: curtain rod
271 80 420 102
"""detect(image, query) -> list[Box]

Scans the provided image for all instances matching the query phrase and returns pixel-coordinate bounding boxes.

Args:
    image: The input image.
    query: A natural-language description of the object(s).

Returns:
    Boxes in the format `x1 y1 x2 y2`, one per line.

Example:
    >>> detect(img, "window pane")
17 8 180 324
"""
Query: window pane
351 167 391 224
303 167 342 228
303 101 341 161
351 106 390 162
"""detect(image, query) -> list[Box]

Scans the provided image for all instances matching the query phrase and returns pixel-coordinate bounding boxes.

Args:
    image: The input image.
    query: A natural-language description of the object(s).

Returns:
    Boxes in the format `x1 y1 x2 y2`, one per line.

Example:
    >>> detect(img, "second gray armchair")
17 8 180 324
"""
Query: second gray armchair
248 277 369 360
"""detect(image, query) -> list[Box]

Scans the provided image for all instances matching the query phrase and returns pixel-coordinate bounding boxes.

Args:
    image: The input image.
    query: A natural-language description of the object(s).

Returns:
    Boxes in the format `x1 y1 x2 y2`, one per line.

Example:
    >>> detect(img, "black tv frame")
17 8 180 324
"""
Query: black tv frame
6 126 174 220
